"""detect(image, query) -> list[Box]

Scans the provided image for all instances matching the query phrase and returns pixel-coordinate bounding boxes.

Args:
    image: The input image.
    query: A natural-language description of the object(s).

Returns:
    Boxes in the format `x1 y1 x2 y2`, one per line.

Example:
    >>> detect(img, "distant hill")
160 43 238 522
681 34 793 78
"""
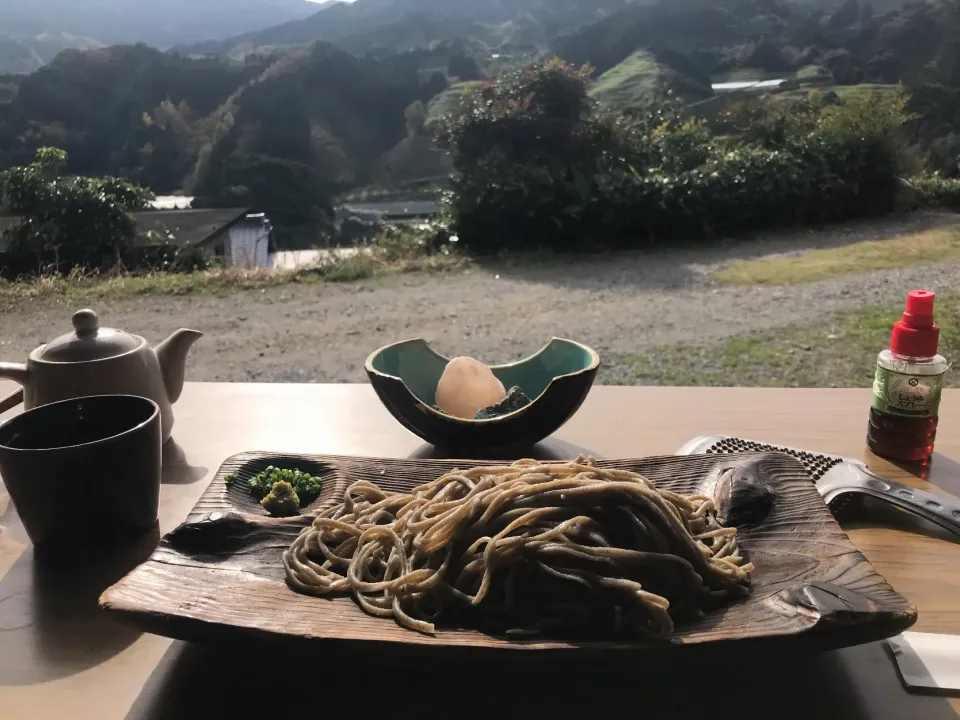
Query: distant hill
558 0 960 170
181 0 635 59
554 0 790 77
0 32 105 75
0 45 267 189
425 59 713 127
553 0 955 84
591 51 714 109
373 133 452 185
0 0 319 73
0 75 21 106
191 43 442 195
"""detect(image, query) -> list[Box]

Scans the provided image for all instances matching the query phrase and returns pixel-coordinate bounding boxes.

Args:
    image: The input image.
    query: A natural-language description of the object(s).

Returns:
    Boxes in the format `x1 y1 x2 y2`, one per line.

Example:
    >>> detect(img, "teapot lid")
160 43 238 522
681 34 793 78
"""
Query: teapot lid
38 309 142 362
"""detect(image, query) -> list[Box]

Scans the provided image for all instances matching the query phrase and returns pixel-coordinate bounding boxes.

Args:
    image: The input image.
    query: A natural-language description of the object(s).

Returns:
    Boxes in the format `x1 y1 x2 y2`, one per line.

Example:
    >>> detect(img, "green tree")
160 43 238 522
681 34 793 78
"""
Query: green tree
404 100 427 136
422 71 448 101
448 52 484 81
720 97 820 148
0 46 264 193
436 59 632 251
193 154 332 248
0 147 154 272
823 49 864 85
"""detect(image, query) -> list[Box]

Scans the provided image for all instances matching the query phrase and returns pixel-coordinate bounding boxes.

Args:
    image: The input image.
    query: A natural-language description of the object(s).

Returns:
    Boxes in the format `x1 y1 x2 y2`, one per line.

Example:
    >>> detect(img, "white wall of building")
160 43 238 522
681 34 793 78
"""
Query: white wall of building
152 196 194 210
226 221 270 268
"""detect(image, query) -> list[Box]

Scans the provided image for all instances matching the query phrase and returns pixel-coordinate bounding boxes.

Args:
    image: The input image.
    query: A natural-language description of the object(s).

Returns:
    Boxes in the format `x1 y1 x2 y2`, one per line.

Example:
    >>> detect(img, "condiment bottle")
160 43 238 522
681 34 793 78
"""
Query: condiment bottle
867 290 949 462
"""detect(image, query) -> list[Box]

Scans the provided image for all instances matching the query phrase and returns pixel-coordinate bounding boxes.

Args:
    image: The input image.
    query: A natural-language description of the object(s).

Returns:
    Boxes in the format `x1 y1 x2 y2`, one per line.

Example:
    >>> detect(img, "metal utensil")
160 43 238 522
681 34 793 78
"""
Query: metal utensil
676 435 960 537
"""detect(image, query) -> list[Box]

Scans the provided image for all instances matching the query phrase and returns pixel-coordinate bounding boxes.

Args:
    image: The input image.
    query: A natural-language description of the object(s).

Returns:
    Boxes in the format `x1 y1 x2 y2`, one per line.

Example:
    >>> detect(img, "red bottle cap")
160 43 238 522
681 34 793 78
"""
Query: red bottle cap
890 290 939 358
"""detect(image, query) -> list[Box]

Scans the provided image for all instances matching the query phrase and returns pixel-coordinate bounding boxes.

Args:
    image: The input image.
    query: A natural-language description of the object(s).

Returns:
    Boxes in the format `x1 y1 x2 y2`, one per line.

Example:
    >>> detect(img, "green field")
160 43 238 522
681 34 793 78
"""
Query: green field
591 51 713 111
782 82 900 103
832 83 901 100
425 81 484 127
710 67 781 83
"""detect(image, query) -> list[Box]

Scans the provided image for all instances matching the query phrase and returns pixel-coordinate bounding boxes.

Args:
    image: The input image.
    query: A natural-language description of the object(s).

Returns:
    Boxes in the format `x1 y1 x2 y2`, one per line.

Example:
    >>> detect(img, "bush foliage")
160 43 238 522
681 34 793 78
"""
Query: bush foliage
1 147 155 272
438 59 911 253
193 153 332 248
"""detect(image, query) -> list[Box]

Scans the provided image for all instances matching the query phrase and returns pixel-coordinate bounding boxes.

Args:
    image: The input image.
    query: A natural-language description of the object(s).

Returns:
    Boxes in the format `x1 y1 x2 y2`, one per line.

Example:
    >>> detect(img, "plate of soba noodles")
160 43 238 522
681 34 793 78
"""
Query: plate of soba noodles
100 450 916 656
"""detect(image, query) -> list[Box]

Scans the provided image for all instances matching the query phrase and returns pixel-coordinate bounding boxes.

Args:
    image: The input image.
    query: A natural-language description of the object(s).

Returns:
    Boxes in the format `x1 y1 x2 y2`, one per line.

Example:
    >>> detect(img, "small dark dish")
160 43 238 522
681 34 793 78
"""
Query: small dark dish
0 394 162 550
365 338 600 449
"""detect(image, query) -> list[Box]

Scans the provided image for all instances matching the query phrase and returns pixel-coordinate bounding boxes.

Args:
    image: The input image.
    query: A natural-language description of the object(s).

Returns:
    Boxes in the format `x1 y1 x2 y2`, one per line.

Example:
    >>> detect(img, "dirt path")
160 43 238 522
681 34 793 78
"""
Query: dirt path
1 212 957 384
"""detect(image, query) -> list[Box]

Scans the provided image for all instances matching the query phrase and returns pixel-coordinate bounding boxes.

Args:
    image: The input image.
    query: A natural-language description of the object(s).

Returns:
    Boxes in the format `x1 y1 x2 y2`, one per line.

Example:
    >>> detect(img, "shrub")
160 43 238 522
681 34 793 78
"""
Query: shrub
910 173 960 210
437 59 637 252
719 97 820 148
193 154 333 248
130 239 214 273
1 148 154 273
439 61 910 253
371 221 454 260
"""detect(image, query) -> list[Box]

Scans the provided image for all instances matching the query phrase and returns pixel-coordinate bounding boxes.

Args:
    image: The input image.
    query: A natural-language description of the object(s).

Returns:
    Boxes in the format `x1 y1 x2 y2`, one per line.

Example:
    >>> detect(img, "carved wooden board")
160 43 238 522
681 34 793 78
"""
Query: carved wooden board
100 452 917 657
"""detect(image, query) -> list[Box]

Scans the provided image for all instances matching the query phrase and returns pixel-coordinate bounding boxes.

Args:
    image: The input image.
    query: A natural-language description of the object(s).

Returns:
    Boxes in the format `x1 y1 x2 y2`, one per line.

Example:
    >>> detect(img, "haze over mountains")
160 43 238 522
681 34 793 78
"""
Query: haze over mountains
179 0 635 59
0 0 917 74
1 0 321 73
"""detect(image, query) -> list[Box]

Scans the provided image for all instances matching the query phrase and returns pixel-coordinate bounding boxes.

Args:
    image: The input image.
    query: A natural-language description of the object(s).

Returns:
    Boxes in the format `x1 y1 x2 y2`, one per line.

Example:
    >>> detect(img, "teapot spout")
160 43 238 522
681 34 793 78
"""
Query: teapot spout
155 329 203 404
0 362 29 387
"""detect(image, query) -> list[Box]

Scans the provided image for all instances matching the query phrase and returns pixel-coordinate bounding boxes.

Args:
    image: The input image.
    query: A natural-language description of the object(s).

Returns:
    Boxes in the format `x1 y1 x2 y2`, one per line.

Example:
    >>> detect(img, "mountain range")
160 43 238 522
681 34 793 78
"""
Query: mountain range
0 0 919 74
179 0 635 59
0 0 322 73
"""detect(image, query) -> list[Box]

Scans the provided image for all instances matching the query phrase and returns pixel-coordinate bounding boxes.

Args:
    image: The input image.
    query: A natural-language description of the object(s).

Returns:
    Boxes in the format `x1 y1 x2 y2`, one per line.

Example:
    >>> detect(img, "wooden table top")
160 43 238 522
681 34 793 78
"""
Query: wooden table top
0 382 958 720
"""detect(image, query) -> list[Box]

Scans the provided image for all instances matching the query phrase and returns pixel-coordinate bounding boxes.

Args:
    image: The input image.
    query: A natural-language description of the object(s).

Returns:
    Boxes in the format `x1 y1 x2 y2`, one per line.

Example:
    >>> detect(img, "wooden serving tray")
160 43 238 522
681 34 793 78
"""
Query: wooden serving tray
100 452 917 657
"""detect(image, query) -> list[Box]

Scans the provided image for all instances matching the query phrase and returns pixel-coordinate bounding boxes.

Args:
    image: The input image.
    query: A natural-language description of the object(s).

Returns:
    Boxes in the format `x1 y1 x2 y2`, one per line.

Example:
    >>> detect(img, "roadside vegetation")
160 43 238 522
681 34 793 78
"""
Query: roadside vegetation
0 226 465 310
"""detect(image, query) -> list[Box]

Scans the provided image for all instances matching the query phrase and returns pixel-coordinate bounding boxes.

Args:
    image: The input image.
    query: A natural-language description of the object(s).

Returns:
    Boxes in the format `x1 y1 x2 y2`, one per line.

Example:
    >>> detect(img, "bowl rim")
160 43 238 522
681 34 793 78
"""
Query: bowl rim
364 337 600 425
0 394 160 452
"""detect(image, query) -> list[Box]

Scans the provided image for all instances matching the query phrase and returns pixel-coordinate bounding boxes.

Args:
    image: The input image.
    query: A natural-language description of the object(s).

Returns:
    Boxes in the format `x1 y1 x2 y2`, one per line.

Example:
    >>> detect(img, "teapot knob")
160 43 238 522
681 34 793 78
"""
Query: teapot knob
72 309 100 336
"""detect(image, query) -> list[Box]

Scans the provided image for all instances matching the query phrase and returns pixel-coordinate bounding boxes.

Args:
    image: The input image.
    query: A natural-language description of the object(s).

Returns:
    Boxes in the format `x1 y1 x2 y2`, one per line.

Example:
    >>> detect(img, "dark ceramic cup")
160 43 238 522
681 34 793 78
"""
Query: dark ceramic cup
0 394 162 550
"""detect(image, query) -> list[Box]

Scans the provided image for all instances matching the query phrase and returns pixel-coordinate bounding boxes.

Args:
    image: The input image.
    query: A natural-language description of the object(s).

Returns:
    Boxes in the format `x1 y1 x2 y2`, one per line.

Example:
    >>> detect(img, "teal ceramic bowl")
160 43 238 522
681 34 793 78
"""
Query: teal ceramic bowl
365 338 600 449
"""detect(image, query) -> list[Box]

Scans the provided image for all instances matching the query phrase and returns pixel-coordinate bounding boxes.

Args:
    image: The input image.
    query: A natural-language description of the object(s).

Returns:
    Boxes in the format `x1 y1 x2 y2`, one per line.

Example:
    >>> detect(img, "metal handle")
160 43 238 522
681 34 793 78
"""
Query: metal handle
869 476 960 537
835 466 960 538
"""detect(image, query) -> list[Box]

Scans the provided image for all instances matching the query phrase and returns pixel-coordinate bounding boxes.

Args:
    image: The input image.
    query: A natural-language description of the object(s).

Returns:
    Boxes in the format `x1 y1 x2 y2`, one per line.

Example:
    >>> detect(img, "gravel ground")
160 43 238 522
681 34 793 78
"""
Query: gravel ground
1 211 958 384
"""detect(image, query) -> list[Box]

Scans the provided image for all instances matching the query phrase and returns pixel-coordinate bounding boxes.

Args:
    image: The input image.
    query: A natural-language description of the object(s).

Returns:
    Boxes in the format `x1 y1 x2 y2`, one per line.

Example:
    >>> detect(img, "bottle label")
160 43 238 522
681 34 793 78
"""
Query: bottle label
872 366 943 418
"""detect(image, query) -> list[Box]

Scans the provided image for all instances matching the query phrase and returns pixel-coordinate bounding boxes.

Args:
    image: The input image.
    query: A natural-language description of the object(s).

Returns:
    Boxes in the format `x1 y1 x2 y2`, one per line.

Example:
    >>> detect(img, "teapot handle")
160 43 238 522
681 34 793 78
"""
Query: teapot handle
0 362 29 387
0 362 28 413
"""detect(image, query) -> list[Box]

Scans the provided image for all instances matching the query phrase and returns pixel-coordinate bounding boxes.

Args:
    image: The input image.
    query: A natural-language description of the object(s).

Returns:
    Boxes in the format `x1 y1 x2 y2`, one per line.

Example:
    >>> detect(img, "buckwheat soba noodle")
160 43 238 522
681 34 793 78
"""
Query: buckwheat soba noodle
283 457 753 638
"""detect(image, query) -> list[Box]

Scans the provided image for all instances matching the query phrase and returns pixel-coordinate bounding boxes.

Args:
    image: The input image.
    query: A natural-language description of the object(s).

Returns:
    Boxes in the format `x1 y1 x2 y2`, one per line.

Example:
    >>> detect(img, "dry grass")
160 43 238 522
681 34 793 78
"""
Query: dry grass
711 226 960 285
0 266 306 309
0 247 467 310
624 295 960 388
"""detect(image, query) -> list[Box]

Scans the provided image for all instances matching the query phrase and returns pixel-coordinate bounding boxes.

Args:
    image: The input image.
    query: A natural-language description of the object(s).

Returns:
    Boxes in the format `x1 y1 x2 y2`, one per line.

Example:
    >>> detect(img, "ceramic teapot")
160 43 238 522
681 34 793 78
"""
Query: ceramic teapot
0 309 202 443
